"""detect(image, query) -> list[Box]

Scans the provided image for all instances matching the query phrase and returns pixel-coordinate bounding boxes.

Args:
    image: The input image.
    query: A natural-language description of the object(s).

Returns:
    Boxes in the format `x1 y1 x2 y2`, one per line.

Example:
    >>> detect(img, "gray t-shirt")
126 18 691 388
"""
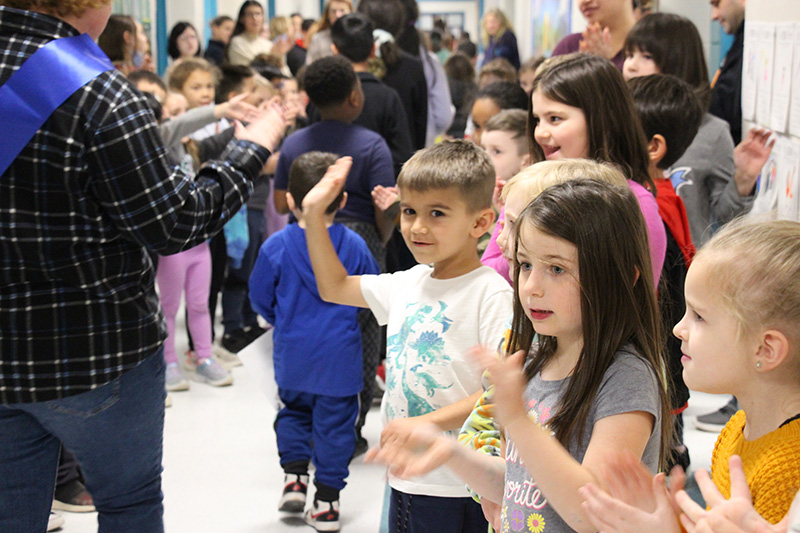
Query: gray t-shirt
502 350 662 533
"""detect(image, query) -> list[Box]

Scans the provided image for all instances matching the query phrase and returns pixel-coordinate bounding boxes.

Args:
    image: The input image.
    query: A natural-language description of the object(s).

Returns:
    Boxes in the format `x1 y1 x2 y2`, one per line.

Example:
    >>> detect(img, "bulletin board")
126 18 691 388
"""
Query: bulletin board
746 1 800 220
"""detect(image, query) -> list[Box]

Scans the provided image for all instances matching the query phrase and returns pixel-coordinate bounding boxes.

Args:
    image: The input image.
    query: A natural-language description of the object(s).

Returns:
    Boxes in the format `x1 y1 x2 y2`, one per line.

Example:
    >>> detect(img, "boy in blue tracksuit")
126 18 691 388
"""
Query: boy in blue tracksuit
249 151 379 531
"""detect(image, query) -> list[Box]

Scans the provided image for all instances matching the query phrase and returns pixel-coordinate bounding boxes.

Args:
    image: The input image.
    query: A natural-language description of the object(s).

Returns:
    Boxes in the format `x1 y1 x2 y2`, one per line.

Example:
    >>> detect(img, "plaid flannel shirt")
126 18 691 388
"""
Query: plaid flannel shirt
0 7 270 403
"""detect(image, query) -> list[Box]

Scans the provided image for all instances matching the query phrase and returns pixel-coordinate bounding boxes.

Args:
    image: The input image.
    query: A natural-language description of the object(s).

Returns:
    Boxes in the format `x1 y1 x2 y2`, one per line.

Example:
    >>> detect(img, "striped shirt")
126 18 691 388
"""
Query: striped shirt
0 7 270 403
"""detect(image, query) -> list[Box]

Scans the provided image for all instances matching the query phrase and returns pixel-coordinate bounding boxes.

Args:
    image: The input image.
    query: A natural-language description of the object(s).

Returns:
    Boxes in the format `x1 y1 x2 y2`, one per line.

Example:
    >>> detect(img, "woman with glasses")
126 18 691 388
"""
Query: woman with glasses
227 1 273 66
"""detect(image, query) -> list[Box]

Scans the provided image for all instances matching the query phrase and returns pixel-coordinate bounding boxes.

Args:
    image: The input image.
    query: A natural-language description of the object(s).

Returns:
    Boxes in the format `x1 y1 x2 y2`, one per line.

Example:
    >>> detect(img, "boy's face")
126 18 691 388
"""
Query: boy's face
519 69 536 95
481 130 529 183
399 186 488 279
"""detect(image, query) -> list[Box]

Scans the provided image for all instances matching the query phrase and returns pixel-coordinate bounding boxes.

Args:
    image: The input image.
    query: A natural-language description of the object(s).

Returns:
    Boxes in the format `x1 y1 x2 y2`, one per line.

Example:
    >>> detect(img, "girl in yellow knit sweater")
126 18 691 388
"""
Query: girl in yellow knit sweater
578 219 800 531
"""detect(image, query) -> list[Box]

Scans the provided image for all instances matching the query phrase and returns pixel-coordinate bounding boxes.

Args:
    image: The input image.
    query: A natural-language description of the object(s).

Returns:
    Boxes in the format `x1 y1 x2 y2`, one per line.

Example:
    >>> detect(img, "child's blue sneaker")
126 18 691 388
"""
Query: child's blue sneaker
192 357 233 387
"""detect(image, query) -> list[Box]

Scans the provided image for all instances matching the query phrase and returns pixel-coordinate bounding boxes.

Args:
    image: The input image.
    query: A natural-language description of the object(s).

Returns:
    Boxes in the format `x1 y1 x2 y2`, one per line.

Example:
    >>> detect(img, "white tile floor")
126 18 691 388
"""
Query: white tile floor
56 329 731 532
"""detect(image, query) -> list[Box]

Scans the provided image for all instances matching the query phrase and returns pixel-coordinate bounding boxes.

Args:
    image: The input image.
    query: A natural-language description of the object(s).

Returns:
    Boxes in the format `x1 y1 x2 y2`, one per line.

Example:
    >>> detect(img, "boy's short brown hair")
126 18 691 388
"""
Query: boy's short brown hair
397 140 494 212
1 0 108 17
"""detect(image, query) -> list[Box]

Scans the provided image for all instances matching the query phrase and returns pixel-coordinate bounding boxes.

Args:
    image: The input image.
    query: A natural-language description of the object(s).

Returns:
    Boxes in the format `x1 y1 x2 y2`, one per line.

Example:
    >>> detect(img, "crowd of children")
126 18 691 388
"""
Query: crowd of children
9 1 800 533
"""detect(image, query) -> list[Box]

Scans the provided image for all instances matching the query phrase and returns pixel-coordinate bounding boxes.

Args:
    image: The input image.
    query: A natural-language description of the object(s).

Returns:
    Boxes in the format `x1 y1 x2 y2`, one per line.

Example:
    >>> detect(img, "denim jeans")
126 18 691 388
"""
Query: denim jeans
0 350 166 533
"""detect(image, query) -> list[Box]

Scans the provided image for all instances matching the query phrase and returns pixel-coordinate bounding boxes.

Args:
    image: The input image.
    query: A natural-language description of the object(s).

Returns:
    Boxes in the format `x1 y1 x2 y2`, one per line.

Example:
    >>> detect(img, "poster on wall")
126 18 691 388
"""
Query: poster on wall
530 0 571 58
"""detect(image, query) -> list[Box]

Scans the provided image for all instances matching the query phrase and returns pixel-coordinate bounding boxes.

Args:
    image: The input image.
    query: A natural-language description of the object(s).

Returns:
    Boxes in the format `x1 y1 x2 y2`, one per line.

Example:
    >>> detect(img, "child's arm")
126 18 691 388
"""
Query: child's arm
475 348 658 533
367 421 508 504
303 157 369 308
248 241 277 326
381 390 482 447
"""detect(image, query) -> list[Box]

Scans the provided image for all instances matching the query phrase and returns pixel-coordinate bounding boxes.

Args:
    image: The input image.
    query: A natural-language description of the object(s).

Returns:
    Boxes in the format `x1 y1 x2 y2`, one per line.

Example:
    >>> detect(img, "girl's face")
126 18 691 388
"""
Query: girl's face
516 224 583 342
673 258 754 395
327 1 351 24
181 70 215 108
470 98 501 146
176 26 199 58
484 14 501 36
496 188 530 267
481 130 529 184
519 69 536 95
242 5 264 35
531 90 590 160
623 48 661 80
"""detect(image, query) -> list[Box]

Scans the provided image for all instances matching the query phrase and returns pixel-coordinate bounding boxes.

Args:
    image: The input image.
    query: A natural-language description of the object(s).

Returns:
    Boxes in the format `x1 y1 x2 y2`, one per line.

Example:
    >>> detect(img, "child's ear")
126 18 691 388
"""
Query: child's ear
520 152 532 169
286 191 299 214
755 329 791 372
331 43 339 55
471 208 496 238
339 191 348 210
647 135 667 167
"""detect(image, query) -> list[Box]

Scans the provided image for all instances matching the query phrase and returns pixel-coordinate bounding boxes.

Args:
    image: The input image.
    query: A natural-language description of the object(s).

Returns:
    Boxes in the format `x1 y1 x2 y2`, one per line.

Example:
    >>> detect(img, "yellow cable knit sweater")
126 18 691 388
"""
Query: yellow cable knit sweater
711 410 800 524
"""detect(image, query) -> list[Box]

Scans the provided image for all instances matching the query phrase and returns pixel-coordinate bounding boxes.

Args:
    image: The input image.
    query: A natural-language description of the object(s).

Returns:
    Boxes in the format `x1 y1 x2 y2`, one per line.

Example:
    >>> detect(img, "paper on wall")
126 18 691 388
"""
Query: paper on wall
755 23 776 126
790 23 800 137
751 132 782 217
771 23 794 133
776 136 800 221
742 22 759 122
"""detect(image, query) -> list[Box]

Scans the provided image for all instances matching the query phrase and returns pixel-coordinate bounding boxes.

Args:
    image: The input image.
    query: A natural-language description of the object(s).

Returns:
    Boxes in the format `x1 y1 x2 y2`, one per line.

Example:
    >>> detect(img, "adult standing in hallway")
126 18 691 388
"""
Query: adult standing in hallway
709 0 745 145
0 1 285 532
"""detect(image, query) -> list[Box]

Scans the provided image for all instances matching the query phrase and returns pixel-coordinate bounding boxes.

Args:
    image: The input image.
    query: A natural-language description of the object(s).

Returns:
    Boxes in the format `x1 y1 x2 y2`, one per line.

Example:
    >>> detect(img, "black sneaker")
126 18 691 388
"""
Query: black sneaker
243 325 267 344
694 397 738 432
220 329 250 354
278 473 308 513
304 499 340 532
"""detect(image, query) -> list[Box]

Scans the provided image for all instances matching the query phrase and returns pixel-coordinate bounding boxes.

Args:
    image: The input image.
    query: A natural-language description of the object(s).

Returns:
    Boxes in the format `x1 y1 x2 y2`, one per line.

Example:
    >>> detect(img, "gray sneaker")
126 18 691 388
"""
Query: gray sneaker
165 363 190 392
694 397 738 432
193 357 234 387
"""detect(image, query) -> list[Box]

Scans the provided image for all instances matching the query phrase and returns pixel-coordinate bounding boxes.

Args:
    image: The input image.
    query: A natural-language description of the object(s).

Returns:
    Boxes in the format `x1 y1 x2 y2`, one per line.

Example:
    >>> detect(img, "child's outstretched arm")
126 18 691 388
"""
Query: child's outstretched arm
303 156 369 308
366 421 507 504
473 347 658 533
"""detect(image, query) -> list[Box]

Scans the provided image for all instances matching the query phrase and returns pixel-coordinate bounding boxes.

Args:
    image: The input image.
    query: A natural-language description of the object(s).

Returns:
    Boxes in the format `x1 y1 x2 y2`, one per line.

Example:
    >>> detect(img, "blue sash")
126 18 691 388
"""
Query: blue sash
0 33 113 176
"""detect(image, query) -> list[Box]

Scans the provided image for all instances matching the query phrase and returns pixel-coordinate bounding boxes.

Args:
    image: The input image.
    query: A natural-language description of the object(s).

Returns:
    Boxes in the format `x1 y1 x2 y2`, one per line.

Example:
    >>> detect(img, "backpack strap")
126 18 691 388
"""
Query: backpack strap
0 33 114 176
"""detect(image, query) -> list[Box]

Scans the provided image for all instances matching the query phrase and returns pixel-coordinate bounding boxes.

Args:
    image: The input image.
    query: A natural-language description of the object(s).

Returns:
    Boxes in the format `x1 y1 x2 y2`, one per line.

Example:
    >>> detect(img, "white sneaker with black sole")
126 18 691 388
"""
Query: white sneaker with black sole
278 473 308 513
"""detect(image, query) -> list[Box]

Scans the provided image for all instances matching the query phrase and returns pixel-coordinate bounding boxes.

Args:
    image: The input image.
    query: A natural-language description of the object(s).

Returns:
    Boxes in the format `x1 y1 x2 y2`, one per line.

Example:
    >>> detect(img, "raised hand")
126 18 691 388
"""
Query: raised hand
733 127 775 197
676 455 789 533
234 97 286 153
371 185 399 211
579 23 614 60
301 157 353 216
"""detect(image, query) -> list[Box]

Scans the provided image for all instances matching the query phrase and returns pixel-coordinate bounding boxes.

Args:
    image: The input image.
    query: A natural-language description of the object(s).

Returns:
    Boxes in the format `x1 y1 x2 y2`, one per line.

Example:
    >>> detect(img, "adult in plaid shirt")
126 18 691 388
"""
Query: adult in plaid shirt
0 1 285 531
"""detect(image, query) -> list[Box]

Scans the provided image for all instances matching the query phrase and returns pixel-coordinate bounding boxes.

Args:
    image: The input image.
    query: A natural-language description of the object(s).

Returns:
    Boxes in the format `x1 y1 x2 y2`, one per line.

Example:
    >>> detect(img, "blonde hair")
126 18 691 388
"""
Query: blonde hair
398 140 494 212
0 0 108 17
695 219 800 343
501 159 629 204
481 8 513 46
269 15 290 37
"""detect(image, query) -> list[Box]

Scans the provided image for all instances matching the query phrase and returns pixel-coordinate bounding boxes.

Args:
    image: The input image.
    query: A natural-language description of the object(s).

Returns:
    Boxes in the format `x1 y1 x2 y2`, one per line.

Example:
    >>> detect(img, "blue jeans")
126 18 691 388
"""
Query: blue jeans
0 350 166 533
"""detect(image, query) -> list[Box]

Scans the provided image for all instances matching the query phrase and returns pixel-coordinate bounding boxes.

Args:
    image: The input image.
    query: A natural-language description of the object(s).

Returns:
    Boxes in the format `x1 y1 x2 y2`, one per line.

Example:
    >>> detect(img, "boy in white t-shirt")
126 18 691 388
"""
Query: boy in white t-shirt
302 141 513 533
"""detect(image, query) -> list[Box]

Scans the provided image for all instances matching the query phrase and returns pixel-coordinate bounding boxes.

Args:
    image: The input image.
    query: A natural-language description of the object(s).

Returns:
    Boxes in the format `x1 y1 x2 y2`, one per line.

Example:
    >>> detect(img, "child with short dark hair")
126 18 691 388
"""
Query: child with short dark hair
302 141 513 533
249 151 380 532
469 81 528 145
273 55 395 458
628 72 703 470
